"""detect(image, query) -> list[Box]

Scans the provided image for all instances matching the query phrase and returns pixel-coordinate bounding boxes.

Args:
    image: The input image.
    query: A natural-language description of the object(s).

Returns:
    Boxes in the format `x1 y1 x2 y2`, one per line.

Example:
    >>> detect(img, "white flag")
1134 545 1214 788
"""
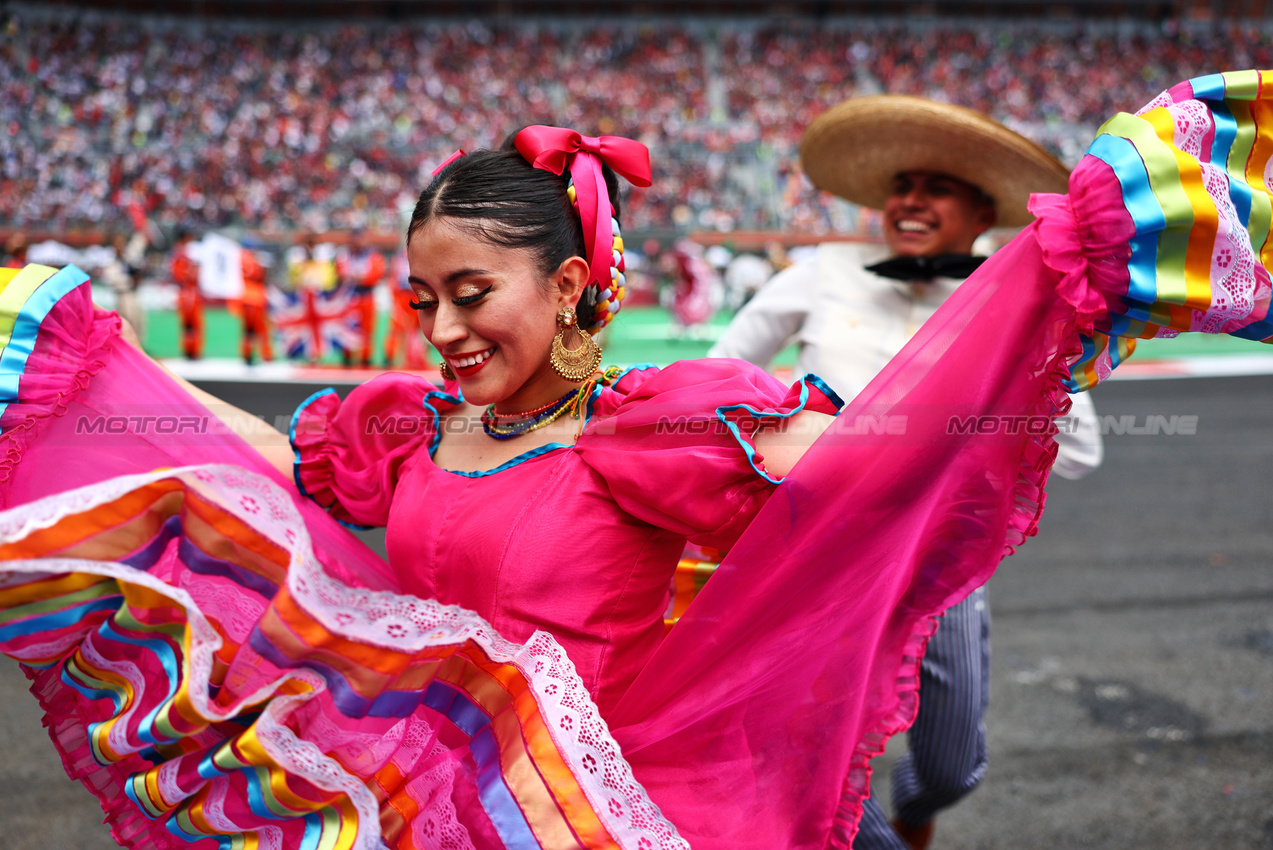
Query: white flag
198 233 244 299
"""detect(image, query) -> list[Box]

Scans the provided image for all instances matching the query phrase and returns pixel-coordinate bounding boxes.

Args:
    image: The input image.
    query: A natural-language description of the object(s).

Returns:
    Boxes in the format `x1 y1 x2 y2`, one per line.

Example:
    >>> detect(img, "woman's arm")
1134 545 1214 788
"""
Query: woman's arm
167 370 295 477
119 318 296 479
752 409 837 480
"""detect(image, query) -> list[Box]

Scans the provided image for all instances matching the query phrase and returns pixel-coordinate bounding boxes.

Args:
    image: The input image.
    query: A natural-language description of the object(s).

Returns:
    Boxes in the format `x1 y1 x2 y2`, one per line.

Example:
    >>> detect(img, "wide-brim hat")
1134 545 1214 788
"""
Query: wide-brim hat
799 95 1071 228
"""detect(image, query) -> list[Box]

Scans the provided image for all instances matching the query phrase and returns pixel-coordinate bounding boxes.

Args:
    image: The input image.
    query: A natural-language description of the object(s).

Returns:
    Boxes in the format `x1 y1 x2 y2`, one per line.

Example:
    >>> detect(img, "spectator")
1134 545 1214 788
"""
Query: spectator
3 232 28 268
0 10 1265 237
237 247 273 365
99 231 146 343
169 228 203 360
669 238 721 340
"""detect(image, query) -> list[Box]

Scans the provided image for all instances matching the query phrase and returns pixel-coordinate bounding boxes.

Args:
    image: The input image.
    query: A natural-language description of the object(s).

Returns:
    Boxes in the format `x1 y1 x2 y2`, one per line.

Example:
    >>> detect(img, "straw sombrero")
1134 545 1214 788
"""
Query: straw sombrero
799 95 1071 228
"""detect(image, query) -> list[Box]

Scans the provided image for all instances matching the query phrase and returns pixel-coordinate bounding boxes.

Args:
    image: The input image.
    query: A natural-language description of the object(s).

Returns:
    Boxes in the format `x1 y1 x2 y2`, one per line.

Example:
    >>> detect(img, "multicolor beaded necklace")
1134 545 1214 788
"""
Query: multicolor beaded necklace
480 367 622 441
480 389 580 440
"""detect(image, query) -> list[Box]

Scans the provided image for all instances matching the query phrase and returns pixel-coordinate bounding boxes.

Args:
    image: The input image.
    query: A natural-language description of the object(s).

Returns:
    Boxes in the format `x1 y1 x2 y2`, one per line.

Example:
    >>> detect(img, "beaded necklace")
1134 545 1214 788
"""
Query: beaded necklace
481 389 580 440
480 367 622 441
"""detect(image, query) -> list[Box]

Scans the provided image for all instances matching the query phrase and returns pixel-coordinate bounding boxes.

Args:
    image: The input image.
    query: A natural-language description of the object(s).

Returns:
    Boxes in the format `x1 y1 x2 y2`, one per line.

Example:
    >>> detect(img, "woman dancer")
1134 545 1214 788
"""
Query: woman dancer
2 74 1272 850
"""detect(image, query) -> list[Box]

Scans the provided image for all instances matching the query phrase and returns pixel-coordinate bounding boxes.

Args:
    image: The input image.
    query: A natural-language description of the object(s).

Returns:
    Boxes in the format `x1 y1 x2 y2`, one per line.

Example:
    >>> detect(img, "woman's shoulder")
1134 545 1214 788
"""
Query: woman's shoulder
335 372 462 421
582 359 809 439
292 372 462 470
290 373 462 528
595 359 785 411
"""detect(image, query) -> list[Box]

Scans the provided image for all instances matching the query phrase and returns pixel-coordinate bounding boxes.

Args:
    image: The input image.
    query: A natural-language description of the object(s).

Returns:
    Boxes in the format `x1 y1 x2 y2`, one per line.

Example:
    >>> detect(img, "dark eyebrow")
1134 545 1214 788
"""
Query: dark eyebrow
407 269 491 288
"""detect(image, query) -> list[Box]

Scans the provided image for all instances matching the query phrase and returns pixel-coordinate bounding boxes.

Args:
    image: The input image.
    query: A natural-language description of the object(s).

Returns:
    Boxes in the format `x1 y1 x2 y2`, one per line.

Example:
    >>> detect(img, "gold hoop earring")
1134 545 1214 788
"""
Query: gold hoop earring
550 306 602 382
439 360 456 381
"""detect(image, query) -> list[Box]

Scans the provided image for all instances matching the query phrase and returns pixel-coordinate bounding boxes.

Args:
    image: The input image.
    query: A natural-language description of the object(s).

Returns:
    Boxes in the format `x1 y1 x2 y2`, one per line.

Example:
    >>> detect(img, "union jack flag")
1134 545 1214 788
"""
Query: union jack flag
270 288 363 361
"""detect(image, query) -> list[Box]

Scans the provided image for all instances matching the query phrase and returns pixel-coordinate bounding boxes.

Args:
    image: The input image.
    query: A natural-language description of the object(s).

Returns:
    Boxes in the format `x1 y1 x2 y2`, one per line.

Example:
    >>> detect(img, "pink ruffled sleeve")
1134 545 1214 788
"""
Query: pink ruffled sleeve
575 360 842 551
290 374 455 528
0 265 117 486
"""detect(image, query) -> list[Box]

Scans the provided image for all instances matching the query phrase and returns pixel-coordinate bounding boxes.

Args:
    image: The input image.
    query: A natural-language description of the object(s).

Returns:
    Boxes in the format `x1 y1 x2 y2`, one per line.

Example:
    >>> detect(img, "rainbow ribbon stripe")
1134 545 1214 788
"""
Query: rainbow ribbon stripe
662 551 720 632
1065 70 1273 390
0 469 648 849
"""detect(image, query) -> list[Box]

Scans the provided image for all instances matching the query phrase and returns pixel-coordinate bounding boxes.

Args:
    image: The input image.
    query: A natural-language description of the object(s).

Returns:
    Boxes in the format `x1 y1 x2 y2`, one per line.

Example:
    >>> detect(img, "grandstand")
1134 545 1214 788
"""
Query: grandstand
26 0 1263 18
3 0 1271 253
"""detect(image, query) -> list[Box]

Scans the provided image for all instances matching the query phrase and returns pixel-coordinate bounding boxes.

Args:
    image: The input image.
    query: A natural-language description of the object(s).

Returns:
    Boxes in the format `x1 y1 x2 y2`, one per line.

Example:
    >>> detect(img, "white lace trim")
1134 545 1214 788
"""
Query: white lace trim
1135 90 1174 116
253 684 387 850
511 632 691 850
0 464 686 850
406 734 477 850
1164 97 1265 334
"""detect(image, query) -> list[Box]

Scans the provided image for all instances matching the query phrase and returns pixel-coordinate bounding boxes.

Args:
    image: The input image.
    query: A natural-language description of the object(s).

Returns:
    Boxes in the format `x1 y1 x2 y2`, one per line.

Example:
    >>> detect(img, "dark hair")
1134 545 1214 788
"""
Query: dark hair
407 140 622 332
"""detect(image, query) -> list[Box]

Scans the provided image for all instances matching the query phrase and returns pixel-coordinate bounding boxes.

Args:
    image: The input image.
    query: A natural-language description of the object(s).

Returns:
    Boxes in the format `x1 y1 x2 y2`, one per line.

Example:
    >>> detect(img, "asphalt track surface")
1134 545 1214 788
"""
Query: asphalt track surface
1 373 1270 849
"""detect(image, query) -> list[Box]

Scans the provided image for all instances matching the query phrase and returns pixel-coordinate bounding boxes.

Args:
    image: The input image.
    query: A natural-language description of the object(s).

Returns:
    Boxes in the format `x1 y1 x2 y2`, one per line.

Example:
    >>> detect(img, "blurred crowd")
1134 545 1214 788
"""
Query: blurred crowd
3 8 1271 238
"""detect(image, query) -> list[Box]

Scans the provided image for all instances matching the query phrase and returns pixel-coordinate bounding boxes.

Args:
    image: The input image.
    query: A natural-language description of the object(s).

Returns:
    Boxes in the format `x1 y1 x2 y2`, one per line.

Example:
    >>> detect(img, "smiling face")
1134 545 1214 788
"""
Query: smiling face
407 217 590 410
882 171 997 258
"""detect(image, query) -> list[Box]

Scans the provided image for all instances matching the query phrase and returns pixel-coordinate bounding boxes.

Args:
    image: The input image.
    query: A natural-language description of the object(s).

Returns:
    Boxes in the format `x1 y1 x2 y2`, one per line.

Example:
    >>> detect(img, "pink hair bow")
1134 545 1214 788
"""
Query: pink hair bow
514 126 652 288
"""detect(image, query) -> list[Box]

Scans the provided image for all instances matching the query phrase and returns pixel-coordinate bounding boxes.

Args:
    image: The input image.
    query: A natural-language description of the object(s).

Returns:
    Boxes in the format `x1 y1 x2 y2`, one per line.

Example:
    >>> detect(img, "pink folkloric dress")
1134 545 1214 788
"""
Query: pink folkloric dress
289 363 841 719
1 72 1273 850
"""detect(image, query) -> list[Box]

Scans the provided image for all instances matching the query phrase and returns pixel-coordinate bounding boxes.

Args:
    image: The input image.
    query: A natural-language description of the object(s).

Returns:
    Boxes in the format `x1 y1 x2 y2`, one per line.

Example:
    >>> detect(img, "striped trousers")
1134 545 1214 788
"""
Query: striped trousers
853 586 991 849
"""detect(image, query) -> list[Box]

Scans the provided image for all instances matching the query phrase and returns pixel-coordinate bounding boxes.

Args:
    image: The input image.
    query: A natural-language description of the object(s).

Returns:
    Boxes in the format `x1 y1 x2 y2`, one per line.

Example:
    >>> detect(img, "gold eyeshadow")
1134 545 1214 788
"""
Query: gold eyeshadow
454 283 488 299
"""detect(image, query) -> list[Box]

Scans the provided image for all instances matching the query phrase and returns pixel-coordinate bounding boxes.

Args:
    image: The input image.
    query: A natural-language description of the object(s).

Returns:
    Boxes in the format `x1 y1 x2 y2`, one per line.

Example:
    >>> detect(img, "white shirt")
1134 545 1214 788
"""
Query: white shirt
709 242 1103 480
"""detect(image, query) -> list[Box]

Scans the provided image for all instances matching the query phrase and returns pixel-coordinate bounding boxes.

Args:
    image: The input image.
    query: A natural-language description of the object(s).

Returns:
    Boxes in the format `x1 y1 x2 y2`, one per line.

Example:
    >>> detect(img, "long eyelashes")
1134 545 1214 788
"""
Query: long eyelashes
454 285 493 306
409 285 492 310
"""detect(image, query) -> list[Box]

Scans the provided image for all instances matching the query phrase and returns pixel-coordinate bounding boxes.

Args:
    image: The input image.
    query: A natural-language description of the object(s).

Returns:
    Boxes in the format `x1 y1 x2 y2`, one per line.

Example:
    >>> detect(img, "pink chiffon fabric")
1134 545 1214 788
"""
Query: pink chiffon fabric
601 148 1193 847
0 282 397 593
609 223 1094 848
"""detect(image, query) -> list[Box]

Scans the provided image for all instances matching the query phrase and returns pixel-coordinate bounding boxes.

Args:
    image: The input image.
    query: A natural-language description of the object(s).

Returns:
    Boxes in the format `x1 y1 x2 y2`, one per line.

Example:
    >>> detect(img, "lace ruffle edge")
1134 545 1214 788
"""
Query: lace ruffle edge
22 660 184 848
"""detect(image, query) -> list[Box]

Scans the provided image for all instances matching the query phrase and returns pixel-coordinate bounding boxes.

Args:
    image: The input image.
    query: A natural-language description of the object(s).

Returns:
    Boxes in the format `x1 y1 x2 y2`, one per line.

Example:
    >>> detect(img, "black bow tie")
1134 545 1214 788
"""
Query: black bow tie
864 253 986 281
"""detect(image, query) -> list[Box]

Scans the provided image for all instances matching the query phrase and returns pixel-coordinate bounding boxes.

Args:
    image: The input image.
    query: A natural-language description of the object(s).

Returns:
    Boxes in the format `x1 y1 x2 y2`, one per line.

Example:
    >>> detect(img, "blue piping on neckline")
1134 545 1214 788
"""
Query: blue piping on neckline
421 385 464 457
290 364 764 490
715 373 844 486
611 362 658 387
426 380 605 478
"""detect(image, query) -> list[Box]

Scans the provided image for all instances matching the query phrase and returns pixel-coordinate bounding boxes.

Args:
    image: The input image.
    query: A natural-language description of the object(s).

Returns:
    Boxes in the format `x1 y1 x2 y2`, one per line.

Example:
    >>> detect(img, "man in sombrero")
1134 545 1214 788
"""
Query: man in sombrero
711 96 1105 850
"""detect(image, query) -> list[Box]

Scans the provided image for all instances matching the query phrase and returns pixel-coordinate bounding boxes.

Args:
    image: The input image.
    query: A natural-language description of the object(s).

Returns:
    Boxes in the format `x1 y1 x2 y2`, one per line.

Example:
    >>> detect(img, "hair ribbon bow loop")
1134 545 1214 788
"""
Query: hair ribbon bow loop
515 125 652 289
514 126 653 188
